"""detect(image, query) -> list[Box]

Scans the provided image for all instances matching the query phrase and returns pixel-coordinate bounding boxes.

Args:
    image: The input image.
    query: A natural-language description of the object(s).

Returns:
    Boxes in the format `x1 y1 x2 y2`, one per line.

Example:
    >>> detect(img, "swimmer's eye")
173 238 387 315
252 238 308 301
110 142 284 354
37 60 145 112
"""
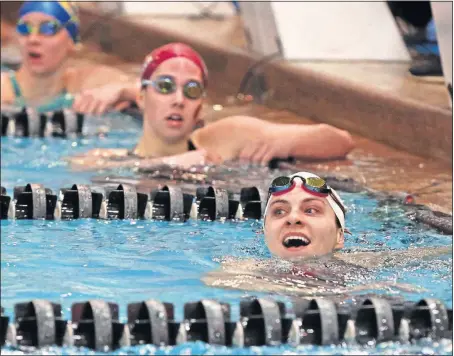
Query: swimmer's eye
154 77 176 94
184 81 204 100
39 21 62 36
271 208 287 216
16 20 63 36
304 207 320 215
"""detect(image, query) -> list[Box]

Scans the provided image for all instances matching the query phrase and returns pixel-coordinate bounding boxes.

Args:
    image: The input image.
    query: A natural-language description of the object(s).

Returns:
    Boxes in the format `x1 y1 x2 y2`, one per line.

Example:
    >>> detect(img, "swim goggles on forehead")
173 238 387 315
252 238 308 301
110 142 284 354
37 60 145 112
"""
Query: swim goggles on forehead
141 75 205 100
268 175 346 214
16 19 67 37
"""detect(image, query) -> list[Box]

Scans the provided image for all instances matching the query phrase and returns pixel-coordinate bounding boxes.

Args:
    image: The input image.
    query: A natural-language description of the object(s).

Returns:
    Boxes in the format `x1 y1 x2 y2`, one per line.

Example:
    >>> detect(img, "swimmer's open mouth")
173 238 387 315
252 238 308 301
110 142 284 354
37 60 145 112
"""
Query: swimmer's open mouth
166 114 183 122
28 52 42 59
283 235 311 248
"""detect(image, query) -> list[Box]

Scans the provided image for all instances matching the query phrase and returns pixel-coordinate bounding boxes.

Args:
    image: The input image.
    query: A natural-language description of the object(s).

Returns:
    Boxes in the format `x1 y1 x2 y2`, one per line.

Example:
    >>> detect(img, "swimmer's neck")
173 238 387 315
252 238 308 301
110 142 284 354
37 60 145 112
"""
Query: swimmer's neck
287 252 339 264
134 123 191 158
16 65 68 105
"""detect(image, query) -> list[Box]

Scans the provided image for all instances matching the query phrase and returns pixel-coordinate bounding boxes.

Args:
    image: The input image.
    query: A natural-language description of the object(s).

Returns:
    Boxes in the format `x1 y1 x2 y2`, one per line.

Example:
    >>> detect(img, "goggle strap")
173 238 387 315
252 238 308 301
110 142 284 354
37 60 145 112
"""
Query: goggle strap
141 79 153 87
326 194 346 232
328 190 346 215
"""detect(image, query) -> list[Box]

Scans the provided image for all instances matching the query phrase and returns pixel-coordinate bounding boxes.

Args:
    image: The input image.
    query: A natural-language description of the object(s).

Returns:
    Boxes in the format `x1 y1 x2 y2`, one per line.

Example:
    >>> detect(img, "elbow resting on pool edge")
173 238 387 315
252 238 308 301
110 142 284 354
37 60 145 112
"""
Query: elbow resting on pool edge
284 123 355 160
321 123 355 157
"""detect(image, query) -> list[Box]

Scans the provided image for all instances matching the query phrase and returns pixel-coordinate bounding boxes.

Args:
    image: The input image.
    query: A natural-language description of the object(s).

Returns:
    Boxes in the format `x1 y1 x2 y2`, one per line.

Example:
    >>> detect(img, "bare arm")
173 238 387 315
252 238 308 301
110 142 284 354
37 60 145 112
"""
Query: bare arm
277 123 355 160
1 72 15 106
80 65 139 103
68 149 212 171
67 148 129 169
68 64 135 93
191 115 267 161
191 115 354 164
67 65 140 115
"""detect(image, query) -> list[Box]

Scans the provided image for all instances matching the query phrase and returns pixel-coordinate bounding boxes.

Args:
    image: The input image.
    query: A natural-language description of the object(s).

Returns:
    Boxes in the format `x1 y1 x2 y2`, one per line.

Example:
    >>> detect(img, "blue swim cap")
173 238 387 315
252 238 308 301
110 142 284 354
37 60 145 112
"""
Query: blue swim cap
19 1 80 43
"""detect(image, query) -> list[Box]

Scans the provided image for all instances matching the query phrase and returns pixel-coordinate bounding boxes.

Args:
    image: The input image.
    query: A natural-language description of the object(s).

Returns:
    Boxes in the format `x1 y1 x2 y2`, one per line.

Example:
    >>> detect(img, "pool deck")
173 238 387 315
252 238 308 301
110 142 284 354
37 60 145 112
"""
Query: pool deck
129 14 452 111
0 6 452 215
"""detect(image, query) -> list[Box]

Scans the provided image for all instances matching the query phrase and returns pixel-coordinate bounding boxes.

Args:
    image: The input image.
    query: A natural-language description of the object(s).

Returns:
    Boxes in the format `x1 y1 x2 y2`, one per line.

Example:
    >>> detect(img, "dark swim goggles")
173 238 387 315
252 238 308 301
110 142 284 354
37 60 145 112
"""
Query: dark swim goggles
141 75 205 100
16 19 67 37
268 175 346 214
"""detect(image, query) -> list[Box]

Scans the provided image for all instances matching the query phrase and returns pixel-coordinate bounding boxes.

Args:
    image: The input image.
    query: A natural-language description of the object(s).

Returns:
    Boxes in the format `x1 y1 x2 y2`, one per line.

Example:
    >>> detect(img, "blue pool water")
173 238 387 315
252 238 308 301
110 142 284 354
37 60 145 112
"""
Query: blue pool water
1 115 452 355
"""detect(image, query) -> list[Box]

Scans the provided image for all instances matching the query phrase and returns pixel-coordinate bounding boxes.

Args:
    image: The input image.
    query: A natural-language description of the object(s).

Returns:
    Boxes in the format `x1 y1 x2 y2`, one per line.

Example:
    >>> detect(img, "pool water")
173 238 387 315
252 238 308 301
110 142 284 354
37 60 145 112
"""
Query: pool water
1 114 452 355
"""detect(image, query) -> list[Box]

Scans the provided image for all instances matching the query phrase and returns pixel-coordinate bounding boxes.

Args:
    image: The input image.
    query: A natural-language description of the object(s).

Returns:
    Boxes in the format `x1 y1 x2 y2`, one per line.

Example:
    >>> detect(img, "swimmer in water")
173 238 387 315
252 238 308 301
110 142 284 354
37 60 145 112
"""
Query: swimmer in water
68 42 355 170
263 171 348 259
203 171 451 298
0 1 138 115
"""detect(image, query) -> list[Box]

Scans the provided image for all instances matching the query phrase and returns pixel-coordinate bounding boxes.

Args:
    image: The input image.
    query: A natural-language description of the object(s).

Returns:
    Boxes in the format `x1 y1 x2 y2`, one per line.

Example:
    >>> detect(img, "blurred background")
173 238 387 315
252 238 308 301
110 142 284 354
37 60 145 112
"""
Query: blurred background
1 1 452 166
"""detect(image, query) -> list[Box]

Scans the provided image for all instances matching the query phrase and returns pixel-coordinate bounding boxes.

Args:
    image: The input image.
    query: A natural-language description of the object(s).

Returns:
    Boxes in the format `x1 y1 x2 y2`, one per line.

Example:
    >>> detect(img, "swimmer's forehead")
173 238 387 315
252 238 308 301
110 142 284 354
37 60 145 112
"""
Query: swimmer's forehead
152 57 203 79
268 194 328 208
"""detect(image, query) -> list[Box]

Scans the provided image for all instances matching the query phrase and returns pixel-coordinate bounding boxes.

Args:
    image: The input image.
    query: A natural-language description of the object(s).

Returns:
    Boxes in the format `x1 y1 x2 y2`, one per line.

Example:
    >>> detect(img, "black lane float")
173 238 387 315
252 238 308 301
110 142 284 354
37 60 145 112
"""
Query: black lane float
1 297 451 351
12 184 58 220
0 186 11 220
1 109 84 138
240 186 267 220
0 184 269 222
1 182 452 233
151 185 194 221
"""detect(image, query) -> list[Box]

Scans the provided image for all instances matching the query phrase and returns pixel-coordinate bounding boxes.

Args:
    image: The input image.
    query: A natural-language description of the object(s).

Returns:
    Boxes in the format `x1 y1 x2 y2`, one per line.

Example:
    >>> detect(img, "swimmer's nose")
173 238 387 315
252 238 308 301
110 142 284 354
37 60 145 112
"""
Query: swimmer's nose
285 210 305 226
173 88 185 107
26 32 41 44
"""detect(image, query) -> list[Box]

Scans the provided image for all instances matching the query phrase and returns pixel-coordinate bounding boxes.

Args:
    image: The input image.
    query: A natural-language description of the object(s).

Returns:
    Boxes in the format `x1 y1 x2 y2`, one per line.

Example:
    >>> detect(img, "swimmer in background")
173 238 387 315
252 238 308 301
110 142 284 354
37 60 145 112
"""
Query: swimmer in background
0 1 138 115
69 42 355 169
203 171 451 297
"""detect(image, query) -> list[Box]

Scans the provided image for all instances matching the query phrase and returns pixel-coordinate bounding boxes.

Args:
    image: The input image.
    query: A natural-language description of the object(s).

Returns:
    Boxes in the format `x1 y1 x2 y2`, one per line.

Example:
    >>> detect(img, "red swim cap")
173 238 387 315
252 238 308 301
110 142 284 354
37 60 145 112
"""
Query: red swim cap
140 43 208 87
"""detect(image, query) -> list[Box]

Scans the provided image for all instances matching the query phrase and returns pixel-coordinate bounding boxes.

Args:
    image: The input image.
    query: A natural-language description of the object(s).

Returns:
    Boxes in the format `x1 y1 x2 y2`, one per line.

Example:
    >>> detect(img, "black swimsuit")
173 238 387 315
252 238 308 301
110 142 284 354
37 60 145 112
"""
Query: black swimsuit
187 139 197 151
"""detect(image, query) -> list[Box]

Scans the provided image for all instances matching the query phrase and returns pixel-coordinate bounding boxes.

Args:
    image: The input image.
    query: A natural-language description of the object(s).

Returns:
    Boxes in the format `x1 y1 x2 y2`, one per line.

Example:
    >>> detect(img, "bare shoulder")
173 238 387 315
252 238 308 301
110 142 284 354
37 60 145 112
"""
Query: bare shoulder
65 64 130 92
336 246 451 268
218 257 264 273
1 71 15 104
202 257 288 295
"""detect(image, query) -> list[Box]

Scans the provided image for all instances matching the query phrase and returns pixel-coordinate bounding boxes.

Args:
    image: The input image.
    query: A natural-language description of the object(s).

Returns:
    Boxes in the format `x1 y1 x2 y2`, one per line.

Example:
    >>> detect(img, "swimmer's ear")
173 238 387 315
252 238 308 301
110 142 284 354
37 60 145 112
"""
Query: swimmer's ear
64 39 79 59
136 90 145 111
194 104 203 121
73 42 83 52
194 119 205 130
335 229 344 250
